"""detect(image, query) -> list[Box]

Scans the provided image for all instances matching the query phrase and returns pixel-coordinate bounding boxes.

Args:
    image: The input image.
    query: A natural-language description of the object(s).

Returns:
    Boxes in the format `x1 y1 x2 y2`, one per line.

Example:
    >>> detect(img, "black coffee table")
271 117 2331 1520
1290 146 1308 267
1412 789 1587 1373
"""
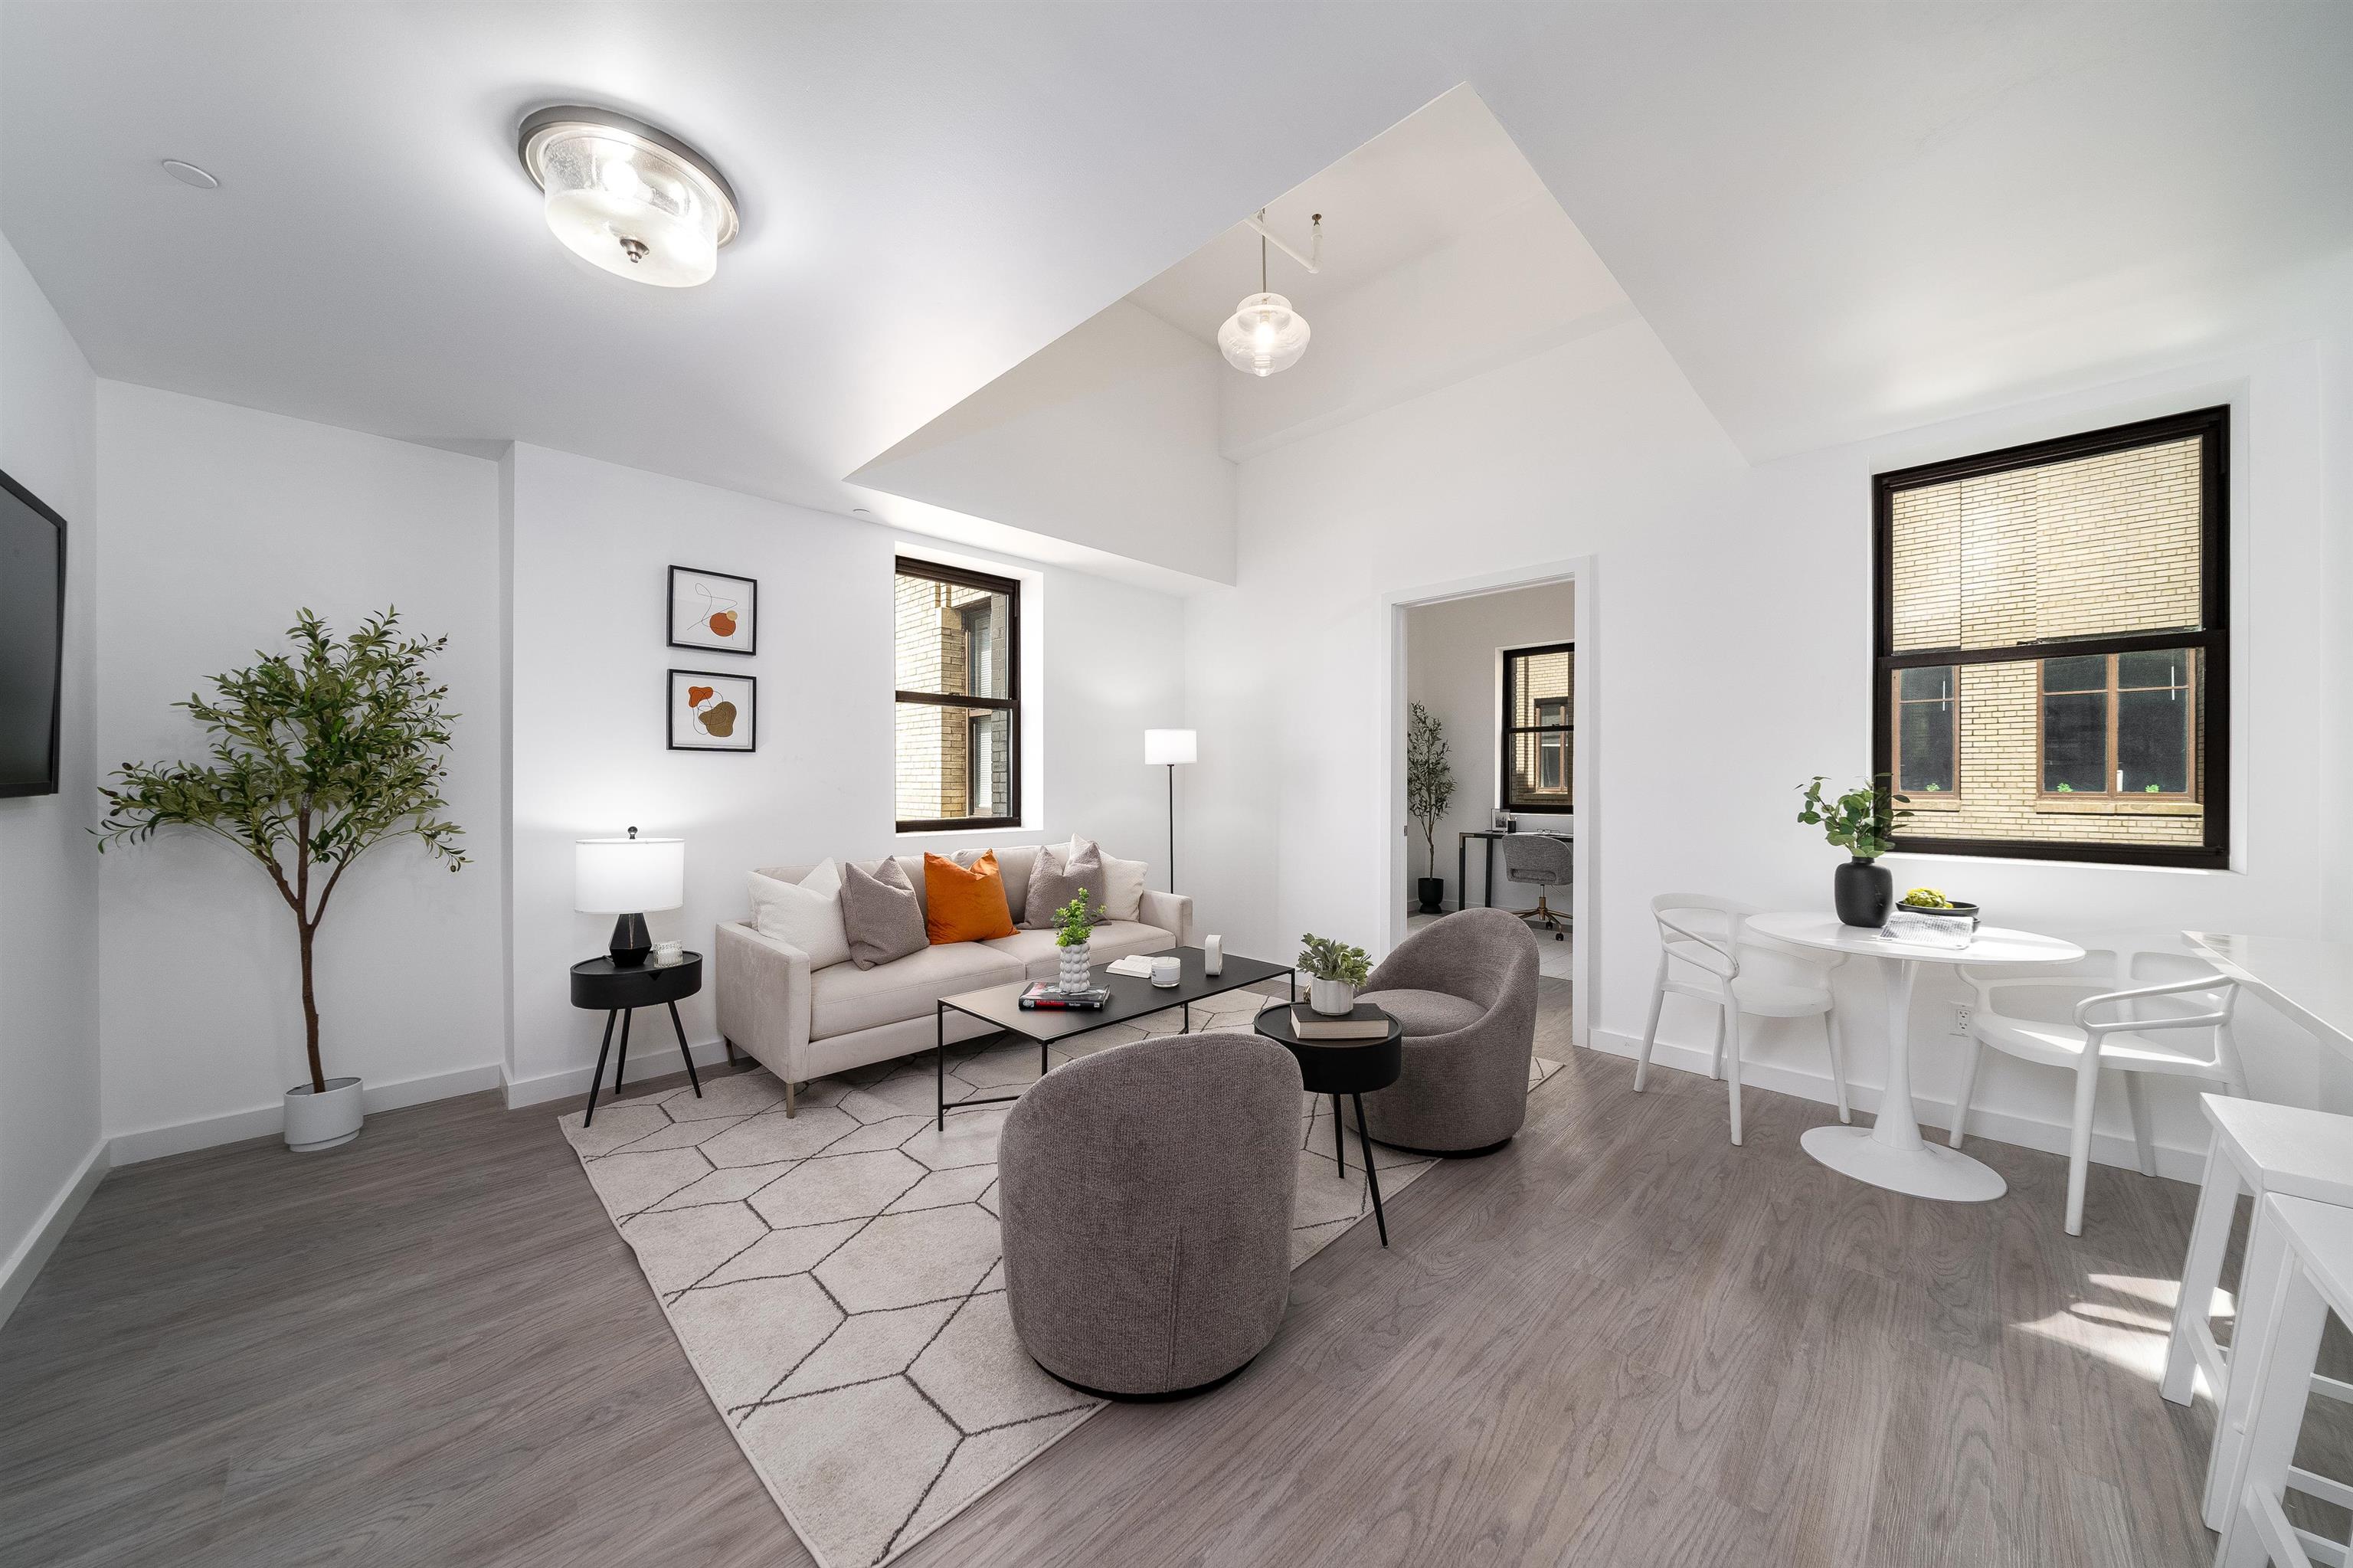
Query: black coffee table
934 945 1294 1129
1252 1003 1405 1247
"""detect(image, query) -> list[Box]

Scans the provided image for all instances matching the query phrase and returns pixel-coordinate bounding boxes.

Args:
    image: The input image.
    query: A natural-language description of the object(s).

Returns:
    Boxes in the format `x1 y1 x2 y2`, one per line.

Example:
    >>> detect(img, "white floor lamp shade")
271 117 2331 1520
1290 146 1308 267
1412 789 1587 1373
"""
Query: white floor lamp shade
1144 728 1197 766
577 830 684 966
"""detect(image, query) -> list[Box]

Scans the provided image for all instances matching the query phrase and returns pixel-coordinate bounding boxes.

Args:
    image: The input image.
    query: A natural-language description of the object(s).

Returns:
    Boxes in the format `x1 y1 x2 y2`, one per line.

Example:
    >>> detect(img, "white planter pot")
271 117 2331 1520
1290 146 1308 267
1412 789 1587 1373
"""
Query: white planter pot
284 1075 363 1151
1309 978 1356 1016
1058 940 1091 993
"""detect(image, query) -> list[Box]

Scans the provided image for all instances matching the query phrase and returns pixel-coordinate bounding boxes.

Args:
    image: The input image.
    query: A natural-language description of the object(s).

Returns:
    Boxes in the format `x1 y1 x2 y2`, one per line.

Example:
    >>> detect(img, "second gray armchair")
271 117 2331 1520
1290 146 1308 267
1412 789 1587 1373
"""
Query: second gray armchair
1347 908 1540 1155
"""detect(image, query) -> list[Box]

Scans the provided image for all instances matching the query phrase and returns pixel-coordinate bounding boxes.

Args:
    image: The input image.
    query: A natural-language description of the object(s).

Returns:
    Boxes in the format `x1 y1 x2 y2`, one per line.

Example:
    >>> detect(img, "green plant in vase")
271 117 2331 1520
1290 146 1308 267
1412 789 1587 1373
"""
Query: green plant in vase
1795 774 1911 928
1052 892 1100 991
1298 931 1372 1016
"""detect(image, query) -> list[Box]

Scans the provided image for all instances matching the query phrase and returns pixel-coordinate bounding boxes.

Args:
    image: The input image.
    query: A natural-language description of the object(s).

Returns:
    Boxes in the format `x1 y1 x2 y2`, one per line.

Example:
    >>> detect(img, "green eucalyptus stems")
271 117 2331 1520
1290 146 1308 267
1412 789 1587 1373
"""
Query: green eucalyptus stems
1052 893 1100 949
1795 774 1912 860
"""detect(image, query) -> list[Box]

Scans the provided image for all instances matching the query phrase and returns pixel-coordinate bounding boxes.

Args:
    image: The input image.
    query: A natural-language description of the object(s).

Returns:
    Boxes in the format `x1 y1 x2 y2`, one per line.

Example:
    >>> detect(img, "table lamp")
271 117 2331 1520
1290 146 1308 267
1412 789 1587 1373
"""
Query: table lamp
1144 728 1196 892
576 827 685 967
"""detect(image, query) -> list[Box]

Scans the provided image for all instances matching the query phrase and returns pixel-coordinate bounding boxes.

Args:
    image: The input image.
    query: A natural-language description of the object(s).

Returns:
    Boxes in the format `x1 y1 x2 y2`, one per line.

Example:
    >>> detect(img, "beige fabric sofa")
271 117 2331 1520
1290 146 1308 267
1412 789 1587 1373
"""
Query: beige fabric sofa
714 844 1190 1115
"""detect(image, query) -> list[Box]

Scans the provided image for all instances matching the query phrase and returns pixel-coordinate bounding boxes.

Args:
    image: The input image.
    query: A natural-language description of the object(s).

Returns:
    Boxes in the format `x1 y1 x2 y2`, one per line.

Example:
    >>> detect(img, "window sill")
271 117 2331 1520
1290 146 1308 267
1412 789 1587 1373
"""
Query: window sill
1900 794 1963 811
2031 797 2201 817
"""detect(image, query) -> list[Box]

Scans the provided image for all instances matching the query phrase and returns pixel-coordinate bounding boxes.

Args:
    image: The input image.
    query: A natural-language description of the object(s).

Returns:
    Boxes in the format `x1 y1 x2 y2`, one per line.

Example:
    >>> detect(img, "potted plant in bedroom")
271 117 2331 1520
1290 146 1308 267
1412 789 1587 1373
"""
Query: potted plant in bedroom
1406 702 1455 914
1052 892 1098 993
97 609 468 1151
1796 774 1912 928
1298 933 1373 1016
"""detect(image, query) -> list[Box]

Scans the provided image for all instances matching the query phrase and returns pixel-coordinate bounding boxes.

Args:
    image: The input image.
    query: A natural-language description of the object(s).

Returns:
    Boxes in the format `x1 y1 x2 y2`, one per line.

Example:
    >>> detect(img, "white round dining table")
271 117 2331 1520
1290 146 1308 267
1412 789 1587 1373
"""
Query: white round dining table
1746 912 2085 1202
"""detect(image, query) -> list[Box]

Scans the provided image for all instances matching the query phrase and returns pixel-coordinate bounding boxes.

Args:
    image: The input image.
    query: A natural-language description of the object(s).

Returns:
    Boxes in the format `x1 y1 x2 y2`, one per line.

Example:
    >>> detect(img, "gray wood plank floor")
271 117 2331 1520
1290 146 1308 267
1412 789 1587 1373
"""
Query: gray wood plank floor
5 976 2345 1566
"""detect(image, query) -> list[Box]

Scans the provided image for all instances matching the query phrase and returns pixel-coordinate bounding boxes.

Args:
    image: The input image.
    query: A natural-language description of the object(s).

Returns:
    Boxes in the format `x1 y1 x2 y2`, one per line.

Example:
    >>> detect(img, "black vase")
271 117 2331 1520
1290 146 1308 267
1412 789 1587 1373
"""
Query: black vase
1415 876 1445 915
1833 857 1893 928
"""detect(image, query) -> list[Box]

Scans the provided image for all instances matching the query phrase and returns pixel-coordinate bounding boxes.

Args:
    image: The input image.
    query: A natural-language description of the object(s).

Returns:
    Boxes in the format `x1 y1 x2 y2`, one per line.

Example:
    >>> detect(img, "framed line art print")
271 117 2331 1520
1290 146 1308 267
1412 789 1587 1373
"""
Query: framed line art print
668 566 757 654
669 669 756 752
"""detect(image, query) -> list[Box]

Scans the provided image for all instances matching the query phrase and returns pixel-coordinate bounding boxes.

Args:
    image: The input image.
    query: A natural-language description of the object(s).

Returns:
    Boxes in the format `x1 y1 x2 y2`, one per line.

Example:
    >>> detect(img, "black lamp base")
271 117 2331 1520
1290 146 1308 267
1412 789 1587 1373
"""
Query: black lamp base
609 912 652 967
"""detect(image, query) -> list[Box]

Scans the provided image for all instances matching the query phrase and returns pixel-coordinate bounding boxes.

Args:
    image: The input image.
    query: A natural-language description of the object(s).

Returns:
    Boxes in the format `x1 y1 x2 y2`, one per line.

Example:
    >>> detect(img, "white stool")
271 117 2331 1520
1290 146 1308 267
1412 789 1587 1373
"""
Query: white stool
2214 1193 2353 1568
2168 1095 2353 1532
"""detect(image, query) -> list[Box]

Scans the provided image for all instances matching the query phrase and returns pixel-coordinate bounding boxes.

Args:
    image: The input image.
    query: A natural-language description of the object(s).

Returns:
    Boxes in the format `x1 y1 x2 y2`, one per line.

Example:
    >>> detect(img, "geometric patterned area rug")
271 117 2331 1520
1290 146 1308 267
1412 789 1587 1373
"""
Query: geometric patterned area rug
561 983 1565 1568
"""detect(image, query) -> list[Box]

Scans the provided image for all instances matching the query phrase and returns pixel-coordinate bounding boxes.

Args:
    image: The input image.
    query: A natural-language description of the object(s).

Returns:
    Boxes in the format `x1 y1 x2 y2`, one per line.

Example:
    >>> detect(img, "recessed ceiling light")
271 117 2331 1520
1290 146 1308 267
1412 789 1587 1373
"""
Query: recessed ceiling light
517 106 739 287
161 159 219 189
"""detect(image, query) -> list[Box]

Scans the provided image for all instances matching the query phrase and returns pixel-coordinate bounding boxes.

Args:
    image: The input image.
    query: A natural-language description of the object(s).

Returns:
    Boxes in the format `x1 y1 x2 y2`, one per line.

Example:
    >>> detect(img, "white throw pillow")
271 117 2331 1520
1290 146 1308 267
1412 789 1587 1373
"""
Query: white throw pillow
748 859 851 968
1098 850 1147 921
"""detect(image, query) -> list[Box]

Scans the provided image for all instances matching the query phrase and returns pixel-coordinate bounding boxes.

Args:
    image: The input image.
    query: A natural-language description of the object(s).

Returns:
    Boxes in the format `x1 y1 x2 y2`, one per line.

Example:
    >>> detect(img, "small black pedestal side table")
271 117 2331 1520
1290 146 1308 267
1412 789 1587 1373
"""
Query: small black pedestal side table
570 953 703 1127
1252 1004 1404 1247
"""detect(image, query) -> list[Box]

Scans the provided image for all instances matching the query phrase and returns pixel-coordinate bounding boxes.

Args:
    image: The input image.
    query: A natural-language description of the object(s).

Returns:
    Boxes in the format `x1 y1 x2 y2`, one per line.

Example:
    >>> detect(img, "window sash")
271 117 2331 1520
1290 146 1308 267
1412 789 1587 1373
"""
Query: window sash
2035 650 2197 800
1870 406 2227 869
895 556 1022 832
1500 642 1574 813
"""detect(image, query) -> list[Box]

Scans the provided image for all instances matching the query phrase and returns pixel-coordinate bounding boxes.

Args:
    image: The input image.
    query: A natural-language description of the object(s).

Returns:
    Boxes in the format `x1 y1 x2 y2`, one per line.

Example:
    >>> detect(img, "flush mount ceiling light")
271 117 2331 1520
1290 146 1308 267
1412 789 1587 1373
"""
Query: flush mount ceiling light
518 106 739 287
1218 210 1320 378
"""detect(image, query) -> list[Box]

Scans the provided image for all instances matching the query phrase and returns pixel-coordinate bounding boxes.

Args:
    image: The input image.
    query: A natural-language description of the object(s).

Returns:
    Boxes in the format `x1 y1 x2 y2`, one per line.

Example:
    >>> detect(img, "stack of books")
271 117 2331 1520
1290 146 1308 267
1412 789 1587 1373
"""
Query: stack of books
1019 980 1111 1011
1288 1003 1391 1040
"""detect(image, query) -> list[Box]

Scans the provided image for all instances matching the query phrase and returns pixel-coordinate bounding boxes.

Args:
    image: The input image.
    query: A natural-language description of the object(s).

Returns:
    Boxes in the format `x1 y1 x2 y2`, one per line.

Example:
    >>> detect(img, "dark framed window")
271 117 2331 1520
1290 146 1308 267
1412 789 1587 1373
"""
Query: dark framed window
1873 406 2227 867
894 557 1020 831
1501 642 1574 814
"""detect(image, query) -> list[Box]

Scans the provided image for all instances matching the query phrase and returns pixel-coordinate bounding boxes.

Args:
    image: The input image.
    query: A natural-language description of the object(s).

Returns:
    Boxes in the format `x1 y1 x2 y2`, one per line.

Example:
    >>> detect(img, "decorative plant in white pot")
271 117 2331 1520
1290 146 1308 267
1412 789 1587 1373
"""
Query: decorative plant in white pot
1298 933 1372 1017
97 609 467 1151
1406 702 1455 914
1052 892 1098 993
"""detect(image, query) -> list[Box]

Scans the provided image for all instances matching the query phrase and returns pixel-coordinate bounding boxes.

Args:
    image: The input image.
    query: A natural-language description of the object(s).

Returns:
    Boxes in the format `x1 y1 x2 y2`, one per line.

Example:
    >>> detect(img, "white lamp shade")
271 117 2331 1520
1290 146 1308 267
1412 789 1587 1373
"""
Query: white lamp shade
1144 728 1198 766
575 836 685 914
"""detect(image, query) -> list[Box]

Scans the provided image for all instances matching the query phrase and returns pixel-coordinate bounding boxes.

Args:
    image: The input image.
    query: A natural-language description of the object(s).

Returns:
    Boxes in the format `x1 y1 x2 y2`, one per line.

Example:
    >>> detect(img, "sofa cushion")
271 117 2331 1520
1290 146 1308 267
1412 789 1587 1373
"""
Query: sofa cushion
841 856 928 969
925 850 1019 944
748 860 851 969
1357 987 1484 1038
1023 835 1105 928
1034 837 1146 921
810 941 1026 1039
983 921 1174 983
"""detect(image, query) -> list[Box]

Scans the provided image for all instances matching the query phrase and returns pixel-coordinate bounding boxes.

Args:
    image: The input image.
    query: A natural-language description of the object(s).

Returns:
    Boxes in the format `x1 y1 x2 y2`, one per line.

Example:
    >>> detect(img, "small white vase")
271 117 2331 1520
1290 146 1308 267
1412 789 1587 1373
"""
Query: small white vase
284 1075 363 1152
1309 978 1356 1017
1059 940 1092 992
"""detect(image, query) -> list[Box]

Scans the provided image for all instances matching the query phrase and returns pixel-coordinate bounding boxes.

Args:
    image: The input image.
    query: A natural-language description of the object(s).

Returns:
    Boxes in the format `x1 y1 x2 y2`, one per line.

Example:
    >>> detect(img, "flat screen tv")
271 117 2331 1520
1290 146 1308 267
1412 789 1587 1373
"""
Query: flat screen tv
0 468 67 797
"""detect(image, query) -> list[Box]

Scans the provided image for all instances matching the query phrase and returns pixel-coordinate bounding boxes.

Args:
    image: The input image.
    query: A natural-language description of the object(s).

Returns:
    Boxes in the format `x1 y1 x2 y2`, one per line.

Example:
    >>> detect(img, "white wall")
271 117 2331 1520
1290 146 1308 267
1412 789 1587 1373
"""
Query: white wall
1403 581 1575 910
1186 312 2344 1177
94 385 507 1158
851 301 1236 584
506 444 1186 1102
0 230 102 1322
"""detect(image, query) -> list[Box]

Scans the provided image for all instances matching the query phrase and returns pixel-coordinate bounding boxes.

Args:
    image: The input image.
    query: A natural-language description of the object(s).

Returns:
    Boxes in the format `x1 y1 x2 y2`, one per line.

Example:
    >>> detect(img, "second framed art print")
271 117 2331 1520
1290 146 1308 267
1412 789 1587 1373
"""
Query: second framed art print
669 566 757 654
669 669 756 752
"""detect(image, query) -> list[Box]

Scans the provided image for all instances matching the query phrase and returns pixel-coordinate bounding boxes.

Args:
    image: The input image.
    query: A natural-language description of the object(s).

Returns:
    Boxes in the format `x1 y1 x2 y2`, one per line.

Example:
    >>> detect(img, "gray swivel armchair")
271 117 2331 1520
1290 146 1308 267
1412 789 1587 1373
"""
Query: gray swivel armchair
1348 908 1540 1156
1500 831 1572 939
997 1031 1301 1399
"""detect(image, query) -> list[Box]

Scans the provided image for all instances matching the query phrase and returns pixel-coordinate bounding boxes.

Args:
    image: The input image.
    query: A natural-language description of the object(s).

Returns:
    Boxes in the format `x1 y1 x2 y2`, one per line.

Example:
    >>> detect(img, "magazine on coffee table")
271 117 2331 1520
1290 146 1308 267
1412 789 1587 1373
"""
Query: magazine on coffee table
1019 980 1111 1011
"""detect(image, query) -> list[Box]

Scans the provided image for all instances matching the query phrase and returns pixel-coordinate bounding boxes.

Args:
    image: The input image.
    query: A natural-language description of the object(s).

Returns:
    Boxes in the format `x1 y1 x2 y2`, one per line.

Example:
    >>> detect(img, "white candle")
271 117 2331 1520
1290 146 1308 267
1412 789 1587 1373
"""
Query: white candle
1203 935 1222 975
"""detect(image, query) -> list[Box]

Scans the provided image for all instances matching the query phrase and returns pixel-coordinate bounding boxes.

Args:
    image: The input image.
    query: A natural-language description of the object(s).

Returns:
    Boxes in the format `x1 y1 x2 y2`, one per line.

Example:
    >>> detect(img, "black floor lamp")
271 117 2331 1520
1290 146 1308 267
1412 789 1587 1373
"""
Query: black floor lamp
1144 728 1196 891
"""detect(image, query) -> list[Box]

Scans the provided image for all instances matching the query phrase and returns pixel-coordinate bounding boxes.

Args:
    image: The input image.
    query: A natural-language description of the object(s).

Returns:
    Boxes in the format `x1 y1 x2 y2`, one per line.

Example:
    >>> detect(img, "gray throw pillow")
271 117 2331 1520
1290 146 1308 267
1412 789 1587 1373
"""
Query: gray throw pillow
1023 836 1106 928
841 856 929 969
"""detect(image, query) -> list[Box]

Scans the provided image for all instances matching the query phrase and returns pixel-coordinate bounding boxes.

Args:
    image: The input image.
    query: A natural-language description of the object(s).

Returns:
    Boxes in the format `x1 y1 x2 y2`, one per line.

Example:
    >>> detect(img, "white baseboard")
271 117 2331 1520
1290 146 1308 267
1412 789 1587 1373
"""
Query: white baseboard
1589 1029 2208 1183
503 1035 735 1111
1 1140 110 1330
106 1062 506 1167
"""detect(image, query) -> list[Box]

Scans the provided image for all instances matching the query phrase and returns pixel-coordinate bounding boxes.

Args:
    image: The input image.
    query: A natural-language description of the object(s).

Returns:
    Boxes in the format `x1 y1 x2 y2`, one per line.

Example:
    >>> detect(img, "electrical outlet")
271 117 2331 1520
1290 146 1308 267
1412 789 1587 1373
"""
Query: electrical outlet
1949 1002 1974 1035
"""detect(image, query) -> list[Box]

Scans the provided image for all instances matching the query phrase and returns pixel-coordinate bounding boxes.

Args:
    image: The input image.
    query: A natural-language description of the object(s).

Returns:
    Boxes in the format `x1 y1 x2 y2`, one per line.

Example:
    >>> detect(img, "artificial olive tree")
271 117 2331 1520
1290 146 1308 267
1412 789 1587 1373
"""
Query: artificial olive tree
97 610 467 1093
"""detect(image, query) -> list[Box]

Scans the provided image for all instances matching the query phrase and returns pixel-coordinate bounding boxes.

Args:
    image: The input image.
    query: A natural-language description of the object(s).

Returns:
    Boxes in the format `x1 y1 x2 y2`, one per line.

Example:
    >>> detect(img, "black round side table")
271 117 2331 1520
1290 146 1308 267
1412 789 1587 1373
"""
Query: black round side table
570 953 703 1126
1252 1003 1404 1246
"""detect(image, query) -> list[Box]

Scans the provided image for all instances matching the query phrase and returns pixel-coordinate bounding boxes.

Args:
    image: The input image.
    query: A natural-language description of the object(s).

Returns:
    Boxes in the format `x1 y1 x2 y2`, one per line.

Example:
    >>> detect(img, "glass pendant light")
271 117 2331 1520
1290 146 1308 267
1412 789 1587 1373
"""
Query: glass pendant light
519 107 740 287
1219 215 1314 377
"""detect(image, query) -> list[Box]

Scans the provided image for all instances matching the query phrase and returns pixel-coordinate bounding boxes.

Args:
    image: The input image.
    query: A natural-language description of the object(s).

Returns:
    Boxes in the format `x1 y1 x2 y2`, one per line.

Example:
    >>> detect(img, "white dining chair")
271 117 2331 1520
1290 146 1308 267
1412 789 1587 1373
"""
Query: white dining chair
1634 893 1850 1146
1950 935 2244 1236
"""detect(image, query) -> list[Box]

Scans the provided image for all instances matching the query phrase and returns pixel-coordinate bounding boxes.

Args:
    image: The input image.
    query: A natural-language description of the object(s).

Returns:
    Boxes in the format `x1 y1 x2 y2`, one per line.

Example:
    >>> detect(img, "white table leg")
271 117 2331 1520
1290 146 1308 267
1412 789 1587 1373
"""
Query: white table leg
1800 956 2007 1201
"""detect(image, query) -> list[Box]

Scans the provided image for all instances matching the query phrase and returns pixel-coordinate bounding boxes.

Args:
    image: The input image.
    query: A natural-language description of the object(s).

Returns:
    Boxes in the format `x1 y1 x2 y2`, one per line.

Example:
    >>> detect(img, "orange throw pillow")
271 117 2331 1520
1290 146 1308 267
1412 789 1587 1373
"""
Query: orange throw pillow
923 851 1019 944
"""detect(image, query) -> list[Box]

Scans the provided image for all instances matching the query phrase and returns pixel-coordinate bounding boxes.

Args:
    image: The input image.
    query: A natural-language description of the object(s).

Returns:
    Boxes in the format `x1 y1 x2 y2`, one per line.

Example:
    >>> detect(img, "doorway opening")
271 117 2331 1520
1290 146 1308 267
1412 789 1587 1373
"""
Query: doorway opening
1382 558 1595 1049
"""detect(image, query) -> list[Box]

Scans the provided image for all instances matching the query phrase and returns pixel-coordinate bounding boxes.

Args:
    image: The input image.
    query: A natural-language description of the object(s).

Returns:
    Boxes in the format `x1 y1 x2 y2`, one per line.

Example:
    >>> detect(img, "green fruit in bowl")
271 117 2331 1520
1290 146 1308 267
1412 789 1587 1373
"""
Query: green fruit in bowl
1901 887 1952 909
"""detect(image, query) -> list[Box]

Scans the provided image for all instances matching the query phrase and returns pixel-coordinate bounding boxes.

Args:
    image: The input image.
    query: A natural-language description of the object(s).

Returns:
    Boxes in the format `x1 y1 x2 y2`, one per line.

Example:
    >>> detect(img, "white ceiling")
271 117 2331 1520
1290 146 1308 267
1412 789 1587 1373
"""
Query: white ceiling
1124 87 1559 346
4 3 2348 566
